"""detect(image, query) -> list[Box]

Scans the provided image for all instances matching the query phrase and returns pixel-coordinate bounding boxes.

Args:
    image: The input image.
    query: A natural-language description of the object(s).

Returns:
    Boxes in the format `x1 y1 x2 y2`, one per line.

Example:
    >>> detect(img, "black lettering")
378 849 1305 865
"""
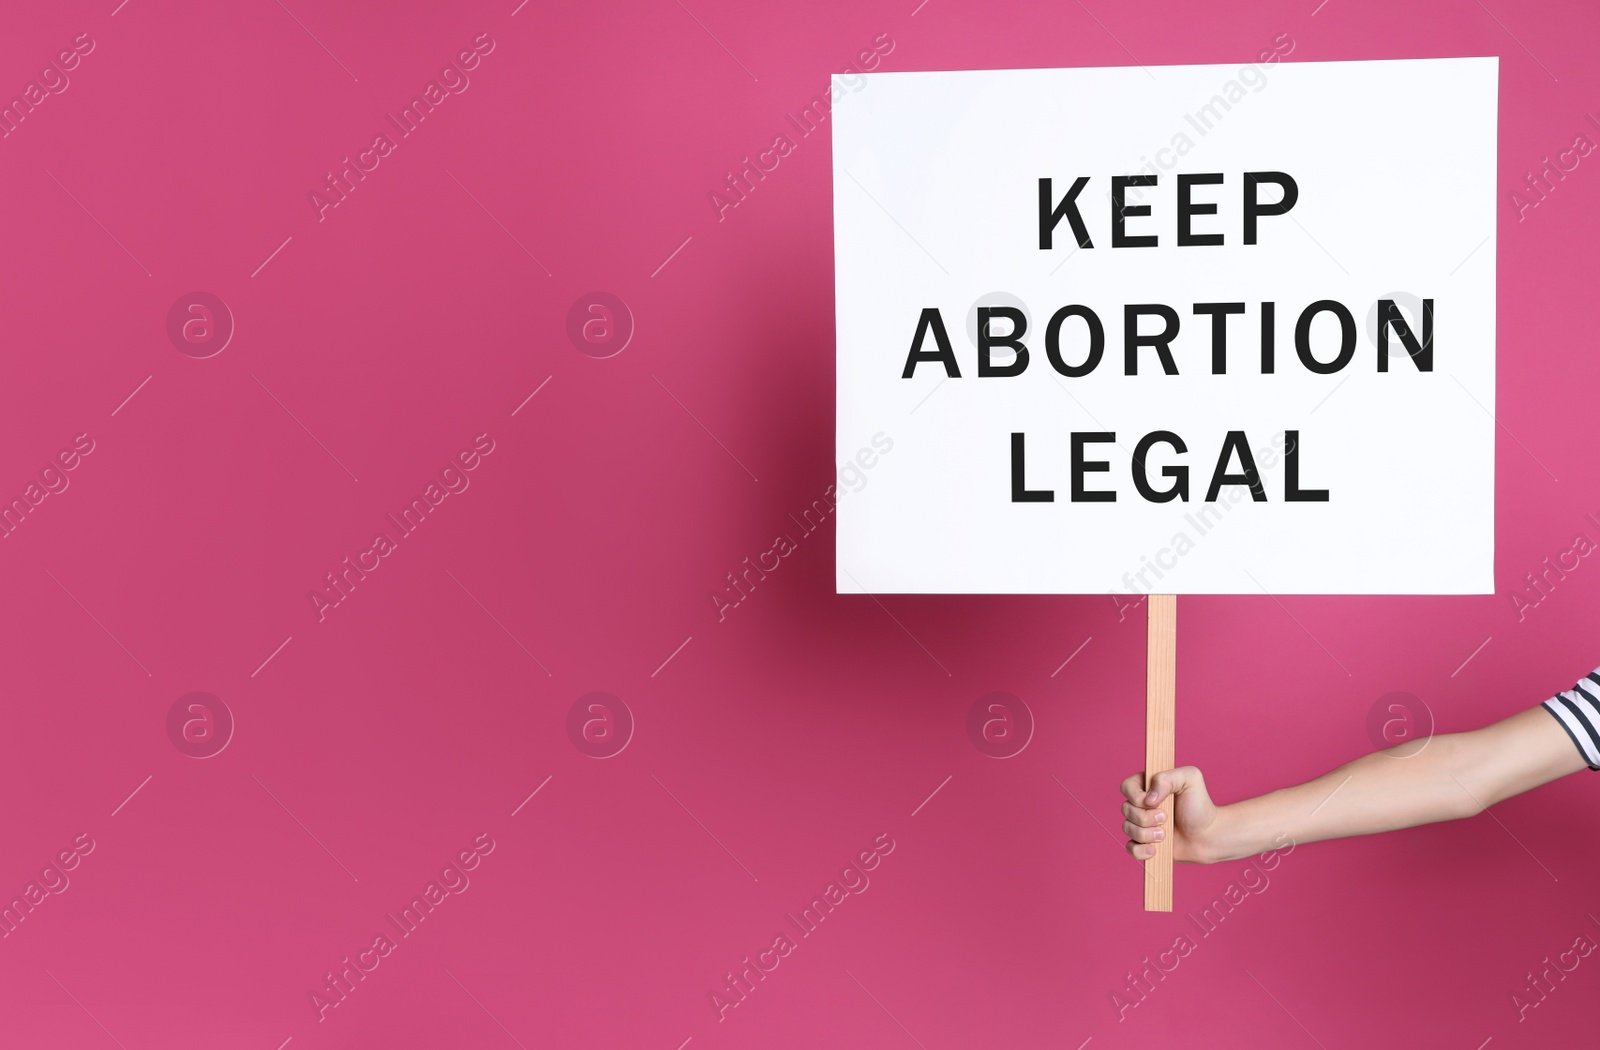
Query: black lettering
1044 305 1104 377
1072 433 1117 502
1124 305 1180 375
1177 173 1224 246
1294 300 1356 374
1011 433 1054 502
1243 172 1298 244
1205 431 1266 502
1112 175 1158 247
900 308 960 378
1376 298 1433 372
1284 430 1328 501
1132 431 1189 502
1260 301 1275 374
1193 302 1245 374
978 307 1028 377
1039 177 1092 249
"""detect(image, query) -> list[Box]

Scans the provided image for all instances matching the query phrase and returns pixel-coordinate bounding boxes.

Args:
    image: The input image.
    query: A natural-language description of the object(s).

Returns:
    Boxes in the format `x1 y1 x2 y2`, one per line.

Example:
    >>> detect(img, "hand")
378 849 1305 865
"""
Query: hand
1120 766 1220 864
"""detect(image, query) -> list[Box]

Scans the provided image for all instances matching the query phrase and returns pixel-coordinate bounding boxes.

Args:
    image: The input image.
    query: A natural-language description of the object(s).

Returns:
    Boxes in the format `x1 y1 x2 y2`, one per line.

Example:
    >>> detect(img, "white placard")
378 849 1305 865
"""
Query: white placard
834 57 1497 595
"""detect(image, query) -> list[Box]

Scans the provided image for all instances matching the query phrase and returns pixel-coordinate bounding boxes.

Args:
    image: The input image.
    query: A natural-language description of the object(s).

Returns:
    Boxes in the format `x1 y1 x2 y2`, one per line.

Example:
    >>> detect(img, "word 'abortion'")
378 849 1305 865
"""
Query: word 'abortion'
897 172 1436 505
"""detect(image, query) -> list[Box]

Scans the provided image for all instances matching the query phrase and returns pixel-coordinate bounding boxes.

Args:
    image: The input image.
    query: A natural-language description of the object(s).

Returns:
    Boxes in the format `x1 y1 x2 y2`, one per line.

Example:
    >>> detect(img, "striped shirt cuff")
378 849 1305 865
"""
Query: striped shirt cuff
1541 669 1600 771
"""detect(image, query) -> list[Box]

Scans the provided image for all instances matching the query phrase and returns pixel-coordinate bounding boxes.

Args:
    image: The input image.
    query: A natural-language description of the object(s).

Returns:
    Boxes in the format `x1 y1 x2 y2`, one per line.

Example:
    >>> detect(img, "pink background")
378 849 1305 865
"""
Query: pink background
0 0 1597 1046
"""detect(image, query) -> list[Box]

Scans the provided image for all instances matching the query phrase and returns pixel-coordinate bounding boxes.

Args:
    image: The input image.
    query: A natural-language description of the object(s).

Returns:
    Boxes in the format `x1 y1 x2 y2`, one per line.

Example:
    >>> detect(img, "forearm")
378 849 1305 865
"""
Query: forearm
1199 738 1475 861
1196 708 1586 863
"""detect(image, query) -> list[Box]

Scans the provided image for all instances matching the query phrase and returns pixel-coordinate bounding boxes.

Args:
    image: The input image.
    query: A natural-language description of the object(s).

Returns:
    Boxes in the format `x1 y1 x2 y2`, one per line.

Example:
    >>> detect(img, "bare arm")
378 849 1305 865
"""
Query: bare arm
1120 706 1590 864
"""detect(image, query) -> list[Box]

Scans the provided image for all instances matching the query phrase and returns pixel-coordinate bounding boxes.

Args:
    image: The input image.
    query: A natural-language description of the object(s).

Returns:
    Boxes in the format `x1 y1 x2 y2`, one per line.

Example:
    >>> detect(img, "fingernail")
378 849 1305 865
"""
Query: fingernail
1154 811 1166 823
1145 792 1158 805
1153 829 1165 841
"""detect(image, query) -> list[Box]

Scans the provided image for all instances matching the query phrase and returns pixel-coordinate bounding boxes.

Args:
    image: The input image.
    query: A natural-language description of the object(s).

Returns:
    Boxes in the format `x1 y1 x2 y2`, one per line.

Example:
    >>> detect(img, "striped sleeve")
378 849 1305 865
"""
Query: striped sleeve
1541 669 1600 770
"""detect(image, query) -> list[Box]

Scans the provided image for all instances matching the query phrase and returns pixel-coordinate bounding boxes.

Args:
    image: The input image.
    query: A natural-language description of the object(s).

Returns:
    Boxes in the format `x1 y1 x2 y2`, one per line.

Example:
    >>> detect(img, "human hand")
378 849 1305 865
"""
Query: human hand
1120 766 1220 864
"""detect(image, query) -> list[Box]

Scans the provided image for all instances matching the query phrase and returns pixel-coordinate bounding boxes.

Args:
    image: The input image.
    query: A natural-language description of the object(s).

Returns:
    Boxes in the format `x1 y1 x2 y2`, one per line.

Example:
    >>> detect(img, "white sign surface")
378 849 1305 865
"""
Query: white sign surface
834 57 1496 595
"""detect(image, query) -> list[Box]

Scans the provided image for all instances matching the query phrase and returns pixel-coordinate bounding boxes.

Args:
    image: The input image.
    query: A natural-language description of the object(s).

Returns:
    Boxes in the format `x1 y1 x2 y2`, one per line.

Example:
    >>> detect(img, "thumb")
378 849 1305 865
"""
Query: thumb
1143 765 1204 808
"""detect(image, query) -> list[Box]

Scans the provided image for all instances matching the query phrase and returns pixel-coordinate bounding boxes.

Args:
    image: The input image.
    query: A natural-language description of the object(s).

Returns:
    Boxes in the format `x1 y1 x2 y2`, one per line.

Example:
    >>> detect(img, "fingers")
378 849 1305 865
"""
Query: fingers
1122 818 1165 845
1121 767 1205 862
1122 801 1166 828
1120 779 1169 860
1121 767 1203 862
1142 765 1204 807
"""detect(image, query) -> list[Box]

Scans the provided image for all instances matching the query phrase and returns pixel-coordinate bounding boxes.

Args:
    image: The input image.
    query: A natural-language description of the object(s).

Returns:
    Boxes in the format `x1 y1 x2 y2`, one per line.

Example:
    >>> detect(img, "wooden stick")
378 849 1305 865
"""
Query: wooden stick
1144 594 1176 912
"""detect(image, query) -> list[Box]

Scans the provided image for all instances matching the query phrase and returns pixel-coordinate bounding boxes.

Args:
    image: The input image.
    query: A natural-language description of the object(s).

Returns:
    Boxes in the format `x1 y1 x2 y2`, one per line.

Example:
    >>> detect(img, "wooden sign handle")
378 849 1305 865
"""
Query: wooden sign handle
1144 594 1176 912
